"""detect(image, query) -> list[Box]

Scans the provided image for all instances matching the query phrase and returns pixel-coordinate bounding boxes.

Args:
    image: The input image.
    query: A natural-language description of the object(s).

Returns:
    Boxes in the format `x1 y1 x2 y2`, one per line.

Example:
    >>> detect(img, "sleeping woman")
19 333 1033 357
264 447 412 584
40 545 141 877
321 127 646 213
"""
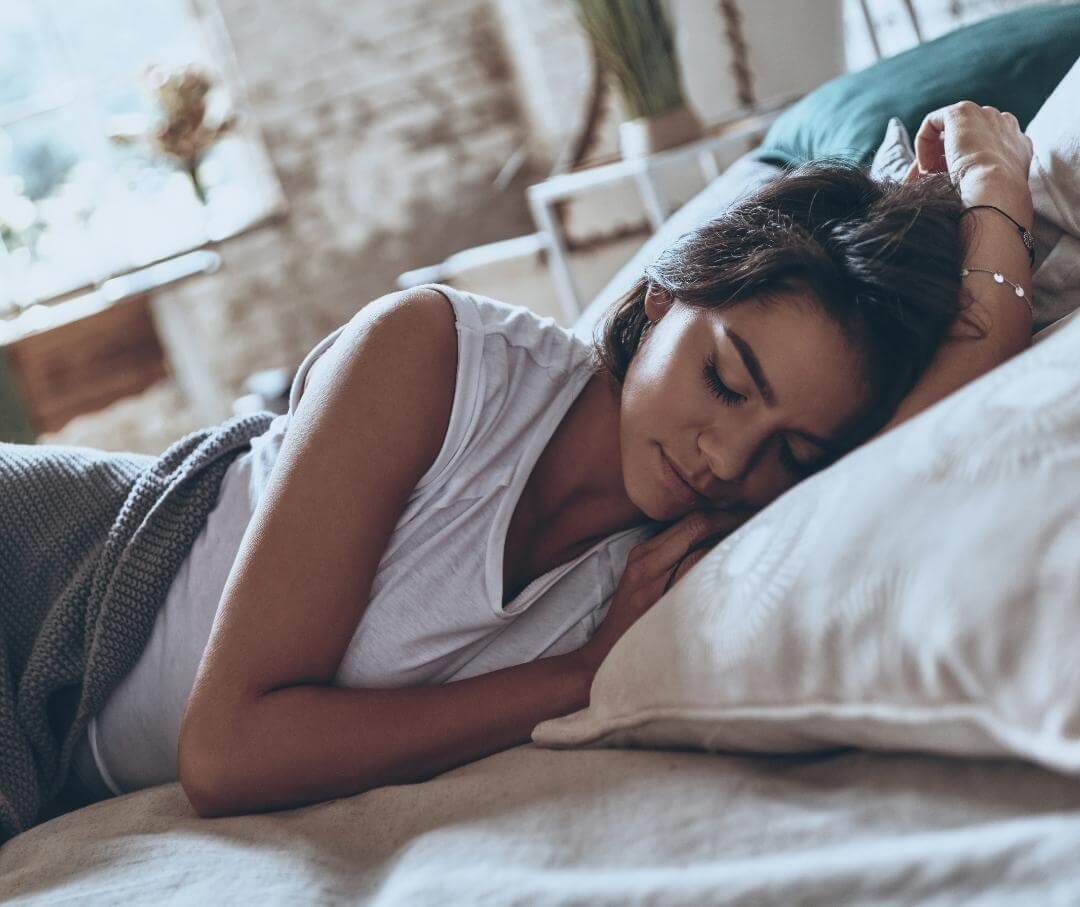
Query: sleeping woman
17 100 1035 828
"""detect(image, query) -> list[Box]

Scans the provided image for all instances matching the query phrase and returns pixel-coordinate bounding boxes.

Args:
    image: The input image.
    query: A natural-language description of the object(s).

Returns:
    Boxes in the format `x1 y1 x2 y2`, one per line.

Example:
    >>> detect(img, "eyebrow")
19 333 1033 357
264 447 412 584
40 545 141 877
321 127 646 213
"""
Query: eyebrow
725 327 775 406
724 327 844 454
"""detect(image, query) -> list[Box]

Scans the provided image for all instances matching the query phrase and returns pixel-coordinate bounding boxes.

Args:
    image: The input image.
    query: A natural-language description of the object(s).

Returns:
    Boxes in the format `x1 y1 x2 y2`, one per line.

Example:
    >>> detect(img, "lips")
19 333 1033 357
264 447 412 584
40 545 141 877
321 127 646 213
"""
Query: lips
660 446 708 505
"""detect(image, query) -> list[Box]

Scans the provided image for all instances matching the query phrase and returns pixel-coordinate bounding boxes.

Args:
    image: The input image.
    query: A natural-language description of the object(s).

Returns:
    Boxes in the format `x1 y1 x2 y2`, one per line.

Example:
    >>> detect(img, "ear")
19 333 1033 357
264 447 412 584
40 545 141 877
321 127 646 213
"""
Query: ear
643 283 675 323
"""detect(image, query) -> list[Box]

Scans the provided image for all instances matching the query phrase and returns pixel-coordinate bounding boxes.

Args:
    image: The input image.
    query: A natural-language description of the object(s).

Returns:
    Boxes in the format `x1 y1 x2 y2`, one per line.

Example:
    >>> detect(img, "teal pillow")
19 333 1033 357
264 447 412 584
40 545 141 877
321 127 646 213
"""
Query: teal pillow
753 3 1080 169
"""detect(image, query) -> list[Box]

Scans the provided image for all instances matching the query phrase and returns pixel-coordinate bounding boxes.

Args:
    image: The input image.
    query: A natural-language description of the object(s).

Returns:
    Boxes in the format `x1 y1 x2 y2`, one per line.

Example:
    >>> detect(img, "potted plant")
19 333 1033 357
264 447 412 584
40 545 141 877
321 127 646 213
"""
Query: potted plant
572 0 701 158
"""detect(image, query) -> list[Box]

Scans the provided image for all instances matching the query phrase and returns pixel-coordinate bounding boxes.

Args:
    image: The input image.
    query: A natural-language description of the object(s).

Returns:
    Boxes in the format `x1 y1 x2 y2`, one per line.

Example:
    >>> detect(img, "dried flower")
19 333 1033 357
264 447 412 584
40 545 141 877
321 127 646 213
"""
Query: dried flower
111 64 237 204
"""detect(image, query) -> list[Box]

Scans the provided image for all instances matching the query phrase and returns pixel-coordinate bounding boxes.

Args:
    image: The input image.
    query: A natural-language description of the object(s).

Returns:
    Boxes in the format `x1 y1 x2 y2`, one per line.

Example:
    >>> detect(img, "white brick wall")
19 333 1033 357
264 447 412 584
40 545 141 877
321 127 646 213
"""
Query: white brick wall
492 0 596 168
43 0 537 452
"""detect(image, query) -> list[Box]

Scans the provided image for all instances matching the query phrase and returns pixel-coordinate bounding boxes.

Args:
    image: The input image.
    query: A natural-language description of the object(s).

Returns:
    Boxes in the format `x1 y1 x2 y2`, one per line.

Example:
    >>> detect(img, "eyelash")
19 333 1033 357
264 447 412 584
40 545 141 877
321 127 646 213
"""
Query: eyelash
702 354 814 479
702 354 745 407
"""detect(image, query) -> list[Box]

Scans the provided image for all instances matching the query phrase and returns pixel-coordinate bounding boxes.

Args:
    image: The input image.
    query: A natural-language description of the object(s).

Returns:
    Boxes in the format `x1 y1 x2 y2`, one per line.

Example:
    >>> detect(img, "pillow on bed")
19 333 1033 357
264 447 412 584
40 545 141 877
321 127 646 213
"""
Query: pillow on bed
533 304 1080 772
1025 55 1080 330
751 3 1080 169
868 55 1080 333
868 117 915 183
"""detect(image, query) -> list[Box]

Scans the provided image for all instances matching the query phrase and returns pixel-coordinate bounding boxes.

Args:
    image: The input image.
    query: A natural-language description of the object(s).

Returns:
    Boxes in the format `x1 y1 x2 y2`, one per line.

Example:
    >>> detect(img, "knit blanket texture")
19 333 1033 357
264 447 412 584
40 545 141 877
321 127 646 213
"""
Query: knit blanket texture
0 411 274 843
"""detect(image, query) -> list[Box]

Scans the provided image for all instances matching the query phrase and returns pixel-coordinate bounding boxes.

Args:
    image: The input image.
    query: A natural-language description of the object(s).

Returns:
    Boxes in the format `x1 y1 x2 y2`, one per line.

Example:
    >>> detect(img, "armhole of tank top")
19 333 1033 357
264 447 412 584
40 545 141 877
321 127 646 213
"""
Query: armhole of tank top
411 282 485 493
87 715 124 798
286 323 348 415
285 284 485 495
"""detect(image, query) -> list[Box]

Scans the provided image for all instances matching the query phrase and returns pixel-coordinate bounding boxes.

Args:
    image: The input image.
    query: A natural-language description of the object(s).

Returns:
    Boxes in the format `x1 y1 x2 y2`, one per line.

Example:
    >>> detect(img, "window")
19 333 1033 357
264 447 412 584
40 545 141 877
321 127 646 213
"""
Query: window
0 0 285 316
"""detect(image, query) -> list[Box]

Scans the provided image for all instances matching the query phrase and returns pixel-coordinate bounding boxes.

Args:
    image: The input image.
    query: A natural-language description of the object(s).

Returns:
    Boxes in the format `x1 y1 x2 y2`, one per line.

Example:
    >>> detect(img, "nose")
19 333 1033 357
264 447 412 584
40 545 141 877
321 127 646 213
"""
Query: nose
697 423 760 487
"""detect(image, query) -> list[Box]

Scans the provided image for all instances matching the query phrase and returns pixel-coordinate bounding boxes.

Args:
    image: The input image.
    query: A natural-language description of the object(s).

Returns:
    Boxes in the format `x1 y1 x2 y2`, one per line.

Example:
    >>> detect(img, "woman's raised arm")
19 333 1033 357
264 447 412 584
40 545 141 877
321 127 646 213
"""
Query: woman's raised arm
875 101 1035 437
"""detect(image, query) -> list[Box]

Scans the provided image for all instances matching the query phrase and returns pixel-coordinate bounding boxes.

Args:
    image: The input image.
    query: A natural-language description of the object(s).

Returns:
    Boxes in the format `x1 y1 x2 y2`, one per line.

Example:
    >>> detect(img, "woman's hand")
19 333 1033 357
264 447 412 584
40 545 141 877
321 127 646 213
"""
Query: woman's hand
572 508 752 681
904 100 1034 220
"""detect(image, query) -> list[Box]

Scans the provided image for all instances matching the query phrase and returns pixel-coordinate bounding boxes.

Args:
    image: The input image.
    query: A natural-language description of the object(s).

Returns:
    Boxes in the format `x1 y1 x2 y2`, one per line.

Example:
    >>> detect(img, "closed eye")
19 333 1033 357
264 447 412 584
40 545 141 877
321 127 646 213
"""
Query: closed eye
703 355 746 407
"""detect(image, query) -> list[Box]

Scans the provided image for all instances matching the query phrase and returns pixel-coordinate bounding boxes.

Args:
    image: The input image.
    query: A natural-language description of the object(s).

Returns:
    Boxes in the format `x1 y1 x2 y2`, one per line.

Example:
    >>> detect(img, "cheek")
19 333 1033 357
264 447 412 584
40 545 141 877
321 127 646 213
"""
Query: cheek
619 354 663 431
625 333 701 414
617 363 670 512
617 382 649 486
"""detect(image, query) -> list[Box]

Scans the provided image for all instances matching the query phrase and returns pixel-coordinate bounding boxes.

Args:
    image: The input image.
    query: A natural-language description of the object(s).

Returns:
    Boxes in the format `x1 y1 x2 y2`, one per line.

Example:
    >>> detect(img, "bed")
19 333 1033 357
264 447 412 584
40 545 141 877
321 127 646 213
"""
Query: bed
6 745 1080 904
4 7 1080 904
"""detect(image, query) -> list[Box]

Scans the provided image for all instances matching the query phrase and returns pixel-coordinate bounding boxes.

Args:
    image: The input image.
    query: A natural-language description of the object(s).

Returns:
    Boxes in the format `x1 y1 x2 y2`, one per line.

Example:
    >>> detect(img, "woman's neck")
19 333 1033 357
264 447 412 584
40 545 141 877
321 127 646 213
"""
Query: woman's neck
526 369 649 556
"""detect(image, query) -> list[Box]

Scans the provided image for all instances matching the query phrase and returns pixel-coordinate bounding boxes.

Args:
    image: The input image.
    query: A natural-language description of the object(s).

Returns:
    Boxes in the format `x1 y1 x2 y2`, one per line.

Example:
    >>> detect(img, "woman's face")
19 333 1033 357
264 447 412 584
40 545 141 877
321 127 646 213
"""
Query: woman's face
619 285 875 521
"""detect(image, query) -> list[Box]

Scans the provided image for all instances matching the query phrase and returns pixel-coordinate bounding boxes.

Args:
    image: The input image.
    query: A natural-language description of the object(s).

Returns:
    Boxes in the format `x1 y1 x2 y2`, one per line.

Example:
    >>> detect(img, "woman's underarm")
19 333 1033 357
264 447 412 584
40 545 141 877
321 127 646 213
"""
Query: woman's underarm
874 175 1034 439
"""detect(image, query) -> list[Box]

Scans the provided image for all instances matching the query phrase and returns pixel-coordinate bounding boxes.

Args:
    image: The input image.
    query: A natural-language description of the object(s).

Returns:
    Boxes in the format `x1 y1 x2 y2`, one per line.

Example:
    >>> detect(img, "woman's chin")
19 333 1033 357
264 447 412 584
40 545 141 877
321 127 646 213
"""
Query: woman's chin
633 485 690 524
625 451 694 523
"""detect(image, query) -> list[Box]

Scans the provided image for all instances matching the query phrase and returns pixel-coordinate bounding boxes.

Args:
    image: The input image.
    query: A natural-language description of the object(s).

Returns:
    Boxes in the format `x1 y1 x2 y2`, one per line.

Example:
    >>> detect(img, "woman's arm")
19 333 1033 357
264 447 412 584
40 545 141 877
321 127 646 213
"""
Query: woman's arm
179 286 588 819
185 643 591 819
873 102 1035 438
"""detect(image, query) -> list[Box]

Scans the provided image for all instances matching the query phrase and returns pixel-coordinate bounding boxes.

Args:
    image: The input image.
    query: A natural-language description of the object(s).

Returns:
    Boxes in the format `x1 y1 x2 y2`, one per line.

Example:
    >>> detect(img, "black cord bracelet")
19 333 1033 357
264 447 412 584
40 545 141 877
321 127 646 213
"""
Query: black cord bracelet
961 204 1036 267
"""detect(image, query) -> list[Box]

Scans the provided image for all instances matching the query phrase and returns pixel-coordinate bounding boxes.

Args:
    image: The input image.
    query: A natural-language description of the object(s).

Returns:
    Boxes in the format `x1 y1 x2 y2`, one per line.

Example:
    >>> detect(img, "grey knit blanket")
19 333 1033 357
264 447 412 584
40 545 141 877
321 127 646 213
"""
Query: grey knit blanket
0 411 274 843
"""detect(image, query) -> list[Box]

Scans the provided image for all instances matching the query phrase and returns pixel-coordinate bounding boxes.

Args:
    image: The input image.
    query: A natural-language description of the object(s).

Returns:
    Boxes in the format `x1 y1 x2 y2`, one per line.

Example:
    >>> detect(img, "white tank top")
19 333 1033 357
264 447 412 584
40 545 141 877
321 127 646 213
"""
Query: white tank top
75 284 659 797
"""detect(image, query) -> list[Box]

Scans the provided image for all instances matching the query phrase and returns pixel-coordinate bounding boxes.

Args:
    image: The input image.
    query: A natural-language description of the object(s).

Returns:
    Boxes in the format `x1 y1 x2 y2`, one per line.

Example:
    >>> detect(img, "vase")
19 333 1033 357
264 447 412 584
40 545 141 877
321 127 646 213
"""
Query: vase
617 105 703 159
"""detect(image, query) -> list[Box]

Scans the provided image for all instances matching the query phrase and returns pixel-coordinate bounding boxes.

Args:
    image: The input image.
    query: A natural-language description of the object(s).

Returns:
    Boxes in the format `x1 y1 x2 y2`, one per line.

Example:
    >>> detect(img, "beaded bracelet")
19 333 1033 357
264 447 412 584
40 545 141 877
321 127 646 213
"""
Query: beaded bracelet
960 267 1034 318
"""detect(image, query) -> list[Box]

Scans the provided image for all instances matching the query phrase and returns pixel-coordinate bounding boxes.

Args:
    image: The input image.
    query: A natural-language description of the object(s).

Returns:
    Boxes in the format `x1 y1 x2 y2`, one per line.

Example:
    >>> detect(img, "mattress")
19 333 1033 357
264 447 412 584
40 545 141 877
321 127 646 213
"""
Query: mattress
4 743 1080 904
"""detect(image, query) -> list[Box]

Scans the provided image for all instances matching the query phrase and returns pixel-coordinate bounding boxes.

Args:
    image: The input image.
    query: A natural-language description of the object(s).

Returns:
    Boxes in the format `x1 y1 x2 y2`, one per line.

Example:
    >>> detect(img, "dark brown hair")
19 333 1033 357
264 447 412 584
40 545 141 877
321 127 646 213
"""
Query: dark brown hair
592 159 982 442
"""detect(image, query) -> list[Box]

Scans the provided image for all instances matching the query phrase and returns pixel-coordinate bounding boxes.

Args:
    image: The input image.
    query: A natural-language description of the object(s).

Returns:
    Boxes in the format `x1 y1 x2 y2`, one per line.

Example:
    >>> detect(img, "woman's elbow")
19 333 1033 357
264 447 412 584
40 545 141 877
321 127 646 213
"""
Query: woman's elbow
181 775 231 819
179 743 235 819
177 715 247 819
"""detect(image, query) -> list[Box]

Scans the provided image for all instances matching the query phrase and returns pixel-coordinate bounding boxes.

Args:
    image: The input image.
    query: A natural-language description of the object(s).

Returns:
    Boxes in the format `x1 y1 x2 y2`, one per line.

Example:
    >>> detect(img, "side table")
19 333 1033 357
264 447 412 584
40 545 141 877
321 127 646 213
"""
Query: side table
526 97 799 323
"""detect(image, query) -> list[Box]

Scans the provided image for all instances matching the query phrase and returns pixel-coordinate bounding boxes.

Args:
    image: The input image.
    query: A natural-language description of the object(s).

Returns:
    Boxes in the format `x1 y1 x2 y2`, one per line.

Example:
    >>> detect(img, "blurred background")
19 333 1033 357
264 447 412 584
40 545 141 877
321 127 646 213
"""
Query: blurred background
0 0 1051 454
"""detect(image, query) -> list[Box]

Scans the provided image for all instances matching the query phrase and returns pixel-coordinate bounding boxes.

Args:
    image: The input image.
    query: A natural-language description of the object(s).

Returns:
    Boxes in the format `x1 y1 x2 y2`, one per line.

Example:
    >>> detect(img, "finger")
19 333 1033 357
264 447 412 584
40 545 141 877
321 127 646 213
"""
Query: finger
912 106 950 174
915 101 983 172
666 547 710 593
636 509 743 579
637 512 721 565
711 506 755 535
903 158 920 184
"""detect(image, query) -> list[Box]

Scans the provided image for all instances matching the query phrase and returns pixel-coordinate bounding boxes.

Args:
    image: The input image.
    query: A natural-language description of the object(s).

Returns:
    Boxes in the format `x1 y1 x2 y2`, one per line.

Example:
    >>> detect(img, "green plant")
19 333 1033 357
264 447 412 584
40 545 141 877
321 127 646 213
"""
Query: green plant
572 0 687 120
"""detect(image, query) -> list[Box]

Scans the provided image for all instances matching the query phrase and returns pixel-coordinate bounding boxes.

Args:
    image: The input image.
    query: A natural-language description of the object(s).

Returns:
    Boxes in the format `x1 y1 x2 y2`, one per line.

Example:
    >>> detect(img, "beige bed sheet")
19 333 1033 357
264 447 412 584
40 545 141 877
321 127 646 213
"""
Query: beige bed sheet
4 743 1080 905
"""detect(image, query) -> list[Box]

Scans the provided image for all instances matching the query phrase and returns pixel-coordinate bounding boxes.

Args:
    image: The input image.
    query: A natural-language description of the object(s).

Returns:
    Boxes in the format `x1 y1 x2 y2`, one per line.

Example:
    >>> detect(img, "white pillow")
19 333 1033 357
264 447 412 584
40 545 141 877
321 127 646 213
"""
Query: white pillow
532 303 1080 772
869 116 915 183
1025 55 1080 330
867 59 1080 332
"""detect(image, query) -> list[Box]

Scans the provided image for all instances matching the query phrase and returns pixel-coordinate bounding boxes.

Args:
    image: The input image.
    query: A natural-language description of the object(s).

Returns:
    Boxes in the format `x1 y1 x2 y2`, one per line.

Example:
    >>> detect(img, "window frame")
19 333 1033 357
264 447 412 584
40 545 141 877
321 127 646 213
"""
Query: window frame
0 0 288 319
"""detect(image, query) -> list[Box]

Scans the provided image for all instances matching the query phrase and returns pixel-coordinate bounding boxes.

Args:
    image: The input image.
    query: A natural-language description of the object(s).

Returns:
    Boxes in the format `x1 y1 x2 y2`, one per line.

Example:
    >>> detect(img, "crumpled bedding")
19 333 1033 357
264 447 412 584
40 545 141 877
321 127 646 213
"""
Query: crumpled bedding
4 742 1080 905
0 411 273 842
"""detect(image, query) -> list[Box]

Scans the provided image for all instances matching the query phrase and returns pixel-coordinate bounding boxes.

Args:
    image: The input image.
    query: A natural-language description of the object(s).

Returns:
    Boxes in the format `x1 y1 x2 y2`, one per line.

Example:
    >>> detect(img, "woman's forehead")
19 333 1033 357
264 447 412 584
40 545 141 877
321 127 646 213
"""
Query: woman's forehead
702 299 872 420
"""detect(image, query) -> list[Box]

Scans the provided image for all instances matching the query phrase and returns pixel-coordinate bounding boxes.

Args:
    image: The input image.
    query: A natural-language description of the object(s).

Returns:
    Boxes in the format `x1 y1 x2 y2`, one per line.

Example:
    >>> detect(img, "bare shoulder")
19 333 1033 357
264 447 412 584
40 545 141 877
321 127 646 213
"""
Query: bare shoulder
300 286 457 404
358 285 456 331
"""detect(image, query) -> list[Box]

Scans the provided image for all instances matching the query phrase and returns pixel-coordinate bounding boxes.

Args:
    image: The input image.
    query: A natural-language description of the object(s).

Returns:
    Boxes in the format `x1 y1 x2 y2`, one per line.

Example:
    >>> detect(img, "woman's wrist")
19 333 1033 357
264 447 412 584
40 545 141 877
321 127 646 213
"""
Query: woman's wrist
956 179 1035 355
567 640 605 700
959 165 1034 227
959 199 1035 278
